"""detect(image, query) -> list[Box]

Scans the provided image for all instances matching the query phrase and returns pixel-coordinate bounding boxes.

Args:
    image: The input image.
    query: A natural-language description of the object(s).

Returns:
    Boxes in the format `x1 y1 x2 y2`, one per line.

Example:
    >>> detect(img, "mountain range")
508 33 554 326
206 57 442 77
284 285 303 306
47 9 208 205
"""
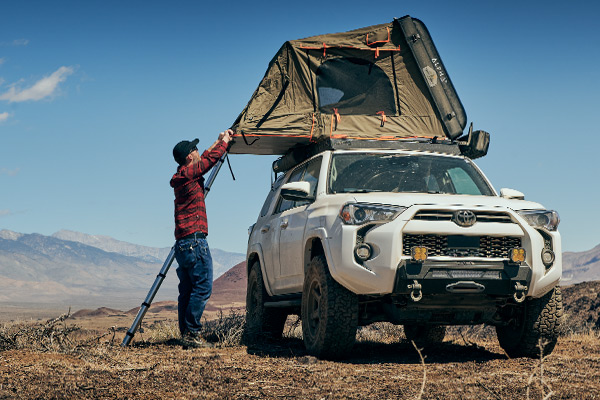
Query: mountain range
562 244 600 284
0 229 244 309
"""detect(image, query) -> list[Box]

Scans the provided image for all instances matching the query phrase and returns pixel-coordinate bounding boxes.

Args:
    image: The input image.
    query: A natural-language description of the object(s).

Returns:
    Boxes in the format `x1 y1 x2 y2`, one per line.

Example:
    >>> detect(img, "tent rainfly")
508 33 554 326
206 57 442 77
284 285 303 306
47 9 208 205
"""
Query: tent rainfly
230 15 467 155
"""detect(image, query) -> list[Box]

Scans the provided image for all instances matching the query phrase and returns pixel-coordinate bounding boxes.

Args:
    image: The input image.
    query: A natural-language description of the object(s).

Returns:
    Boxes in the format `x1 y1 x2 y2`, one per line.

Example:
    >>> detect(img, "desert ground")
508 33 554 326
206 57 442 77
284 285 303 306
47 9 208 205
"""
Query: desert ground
1 305 599 399
1 275 599 399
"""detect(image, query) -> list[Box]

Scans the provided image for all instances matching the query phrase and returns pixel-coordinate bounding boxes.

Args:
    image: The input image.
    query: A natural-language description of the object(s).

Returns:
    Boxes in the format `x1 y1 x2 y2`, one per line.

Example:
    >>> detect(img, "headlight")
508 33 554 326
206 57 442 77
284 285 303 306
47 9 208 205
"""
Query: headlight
340 203 406 225
517 210 560 231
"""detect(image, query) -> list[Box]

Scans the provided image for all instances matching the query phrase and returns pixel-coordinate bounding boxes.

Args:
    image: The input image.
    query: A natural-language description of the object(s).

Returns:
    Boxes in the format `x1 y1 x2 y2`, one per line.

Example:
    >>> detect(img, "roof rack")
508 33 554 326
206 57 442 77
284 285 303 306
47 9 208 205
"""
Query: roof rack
272 127 489 173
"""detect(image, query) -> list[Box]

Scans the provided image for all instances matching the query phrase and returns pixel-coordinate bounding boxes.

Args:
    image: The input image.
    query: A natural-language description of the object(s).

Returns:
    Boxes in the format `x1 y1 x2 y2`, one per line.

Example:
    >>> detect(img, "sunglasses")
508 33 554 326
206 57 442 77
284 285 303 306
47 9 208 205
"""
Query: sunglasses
189 146 198 154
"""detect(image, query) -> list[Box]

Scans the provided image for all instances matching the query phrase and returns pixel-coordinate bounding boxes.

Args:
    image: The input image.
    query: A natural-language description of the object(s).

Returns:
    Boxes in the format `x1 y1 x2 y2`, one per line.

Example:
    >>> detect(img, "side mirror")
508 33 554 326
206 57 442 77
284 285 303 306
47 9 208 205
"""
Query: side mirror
280 181 314 202
500 188 525 200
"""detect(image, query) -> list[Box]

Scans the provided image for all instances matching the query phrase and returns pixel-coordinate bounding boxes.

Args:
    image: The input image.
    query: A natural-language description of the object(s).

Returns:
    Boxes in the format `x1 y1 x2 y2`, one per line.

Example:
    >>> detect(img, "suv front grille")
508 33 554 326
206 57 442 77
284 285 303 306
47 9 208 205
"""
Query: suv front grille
402 234 522 258
412 210 513 224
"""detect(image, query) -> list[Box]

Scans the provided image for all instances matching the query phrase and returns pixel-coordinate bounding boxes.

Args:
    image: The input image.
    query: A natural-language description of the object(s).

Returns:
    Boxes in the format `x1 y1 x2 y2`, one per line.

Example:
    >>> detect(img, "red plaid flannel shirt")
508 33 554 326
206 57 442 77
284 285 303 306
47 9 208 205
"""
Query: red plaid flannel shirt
170 140 228 240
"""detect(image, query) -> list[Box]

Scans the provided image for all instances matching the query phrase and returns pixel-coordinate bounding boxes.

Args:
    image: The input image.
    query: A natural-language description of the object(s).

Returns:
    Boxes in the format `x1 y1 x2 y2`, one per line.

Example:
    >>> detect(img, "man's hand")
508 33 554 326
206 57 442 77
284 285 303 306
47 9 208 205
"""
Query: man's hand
219 129 234 144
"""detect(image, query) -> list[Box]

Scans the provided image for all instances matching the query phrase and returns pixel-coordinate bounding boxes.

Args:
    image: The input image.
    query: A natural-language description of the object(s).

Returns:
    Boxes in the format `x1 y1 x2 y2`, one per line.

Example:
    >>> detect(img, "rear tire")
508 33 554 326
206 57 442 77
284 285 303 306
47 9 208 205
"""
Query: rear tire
243 262 287 343
301 255 358 359
496 287 563 358
404 325 446 346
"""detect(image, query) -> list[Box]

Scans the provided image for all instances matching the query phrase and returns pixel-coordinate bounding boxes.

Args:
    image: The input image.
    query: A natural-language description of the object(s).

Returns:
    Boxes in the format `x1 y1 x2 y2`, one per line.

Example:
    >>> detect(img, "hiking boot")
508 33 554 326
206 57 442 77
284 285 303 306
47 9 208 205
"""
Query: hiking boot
181 332 214 349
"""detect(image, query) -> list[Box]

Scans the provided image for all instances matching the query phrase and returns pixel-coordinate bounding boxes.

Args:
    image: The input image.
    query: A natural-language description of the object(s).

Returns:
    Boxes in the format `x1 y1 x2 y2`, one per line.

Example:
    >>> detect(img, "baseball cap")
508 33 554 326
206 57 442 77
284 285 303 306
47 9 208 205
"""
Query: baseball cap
173 138 199 165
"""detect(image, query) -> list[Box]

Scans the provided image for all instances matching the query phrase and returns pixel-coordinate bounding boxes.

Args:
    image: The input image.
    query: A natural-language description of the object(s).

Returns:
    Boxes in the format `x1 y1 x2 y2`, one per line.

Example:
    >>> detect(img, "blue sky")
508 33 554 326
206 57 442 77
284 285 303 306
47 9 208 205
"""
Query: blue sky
1 0 598 254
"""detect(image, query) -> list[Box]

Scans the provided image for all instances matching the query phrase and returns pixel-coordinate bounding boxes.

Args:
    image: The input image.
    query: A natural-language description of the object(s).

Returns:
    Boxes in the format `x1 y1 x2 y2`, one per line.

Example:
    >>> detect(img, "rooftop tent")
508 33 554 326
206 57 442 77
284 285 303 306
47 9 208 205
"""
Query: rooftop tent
230 15 467 155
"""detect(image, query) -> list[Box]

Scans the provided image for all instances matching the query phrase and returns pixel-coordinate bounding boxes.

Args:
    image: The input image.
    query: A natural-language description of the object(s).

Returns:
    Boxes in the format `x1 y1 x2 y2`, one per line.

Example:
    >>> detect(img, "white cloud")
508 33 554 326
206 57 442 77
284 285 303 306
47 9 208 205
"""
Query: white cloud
0 112 8 122
0 66 74 103
0 210 13 217
0 39 29 47
0 167 20 176
0 58 5 65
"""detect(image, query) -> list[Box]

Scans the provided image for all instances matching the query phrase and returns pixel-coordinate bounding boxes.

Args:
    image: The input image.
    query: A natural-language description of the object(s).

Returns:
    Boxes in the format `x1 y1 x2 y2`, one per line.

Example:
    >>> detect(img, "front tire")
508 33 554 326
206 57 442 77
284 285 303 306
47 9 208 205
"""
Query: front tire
301 255 358 359
496 287 563 358
243 262 287 343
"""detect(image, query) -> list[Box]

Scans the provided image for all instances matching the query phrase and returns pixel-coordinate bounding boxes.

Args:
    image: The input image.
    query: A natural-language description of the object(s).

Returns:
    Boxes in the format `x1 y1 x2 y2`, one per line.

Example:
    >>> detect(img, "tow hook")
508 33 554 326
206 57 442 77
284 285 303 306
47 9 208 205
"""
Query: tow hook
513 283 528 303
407 280 423 302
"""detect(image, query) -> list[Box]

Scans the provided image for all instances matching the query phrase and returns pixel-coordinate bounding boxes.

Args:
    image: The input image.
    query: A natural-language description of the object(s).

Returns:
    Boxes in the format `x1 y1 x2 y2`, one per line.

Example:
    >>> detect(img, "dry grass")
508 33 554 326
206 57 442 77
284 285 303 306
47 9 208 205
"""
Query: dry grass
135 309 246 348
2 312 600 399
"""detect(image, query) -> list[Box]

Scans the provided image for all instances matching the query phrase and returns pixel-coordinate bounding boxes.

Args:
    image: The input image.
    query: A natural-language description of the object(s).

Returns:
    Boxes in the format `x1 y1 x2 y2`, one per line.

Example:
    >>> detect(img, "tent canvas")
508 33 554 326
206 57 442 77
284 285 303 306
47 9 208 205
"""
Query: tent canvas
231 15 467 155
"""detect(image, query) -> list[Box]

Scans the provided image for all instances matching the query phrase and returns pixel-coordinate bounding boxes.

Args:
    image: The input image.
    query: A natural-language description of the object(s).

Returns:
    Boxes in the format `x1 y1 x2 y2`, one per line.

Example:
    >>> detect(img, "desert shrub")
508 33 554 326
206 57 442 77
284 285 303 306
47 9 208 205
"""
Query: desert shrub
446 325 496 341
145 320 180 343
283 315 302 339
140 310 246 347
199 309 246 347
557 311 599 336
0 312 88 353
357 322 404 344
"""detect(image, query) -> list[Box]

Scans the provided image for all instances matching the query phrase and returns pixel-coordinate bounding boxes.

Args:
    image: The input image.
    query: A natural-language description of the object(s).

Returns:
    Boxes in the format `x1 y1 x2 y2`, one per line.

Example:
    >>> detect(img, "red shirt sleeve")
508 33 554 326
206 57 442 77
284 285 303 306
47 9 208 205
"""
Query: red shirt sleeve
181 140 228 180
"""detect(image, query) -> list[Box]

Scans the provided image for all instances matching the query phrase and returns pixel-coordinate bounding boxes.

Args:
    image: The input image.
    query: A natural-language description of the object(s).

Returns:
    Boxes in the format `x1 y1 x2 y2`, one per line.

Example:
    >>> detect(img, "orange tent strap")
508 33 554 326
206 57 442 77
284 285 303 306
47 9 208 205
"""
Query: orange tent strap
309 113 316 142
366 27 391 46
299 44 401 53
330 115 334 136
330 134 434 141
235 133 313 138
376 111 386 127
333 108 341 123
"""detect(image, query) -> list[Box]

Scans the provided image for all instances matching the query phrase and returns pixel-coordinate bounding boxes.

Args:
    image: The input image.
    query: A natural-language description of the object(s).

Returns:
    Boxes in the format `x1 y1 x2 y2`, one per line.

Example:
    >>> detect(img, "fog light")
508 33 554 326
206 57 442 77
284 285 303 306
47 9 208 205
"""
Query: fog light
541 249 555 267
510 248 526 263
411 246 428 263
354 243 373 261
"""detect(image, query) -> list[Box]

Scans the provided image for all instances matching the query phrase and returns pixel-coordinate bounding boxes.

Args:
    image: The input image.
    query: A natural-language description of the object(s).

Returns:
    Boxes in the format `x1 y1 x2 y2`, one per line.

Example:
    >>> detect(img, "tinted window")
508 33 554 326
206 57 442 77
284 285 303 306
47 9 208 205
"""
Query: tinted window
275 157 322 214
316 58 396 115
328 153 493 196
259 175 285 217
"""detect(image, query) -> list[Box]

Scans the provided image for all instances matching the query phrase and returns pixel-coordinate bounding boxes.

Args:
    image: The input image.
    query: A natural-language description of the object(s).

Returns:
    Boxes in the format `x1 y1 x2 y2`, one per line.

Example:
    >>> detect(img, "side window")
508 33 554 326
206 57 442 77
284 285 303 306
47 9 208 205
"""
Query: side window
274 156 322 214
259 175 285 217
296 157 322 207
274 165 306 214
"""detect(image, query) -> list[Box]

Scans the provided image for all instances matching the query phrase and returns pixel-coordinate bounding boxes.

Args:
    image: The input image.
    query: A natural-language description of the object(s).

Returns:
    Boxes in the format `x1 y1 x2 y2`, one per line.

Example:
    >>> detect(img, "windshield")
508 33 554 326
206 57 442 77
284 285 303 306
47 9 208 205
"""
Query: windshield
328 153 494 196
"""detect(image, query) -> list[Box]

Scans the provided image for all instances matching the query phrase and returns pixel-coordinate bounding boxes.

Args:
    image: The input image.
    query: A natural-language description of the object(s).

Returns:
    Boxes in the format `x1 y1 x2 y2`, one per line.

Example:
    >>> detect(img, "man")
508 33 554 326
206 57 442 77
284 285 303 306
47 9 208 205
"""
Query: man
170 129 232 348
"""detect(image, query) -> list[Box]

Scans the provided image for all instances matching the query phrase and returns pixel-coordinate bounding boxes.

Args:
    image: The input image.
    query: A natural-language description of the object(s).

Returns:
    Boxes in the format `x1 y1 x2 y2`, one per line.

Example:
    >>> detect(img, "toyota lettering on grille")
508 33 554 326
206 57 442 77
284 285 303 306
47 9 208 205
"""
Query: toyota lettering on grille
454 210 476 227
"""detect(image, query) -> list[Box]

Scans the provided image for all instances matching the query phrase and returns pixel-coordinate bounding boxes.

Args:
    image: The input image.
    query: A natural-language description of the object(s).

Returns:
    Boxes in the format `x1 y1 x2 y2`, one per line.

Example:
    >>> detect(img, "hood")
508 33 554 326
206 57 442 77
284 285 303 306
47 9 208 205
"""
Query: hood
350 192 546 212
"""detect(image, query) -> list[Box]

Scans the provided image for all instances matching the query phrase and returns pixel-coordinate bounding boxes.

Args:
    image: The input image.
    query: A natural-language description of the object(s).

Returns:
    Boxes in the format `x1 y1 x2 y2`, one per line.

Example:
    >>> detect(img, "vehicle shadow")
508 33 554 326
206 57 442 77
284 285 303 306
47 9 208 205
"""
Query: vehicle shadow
246 337 506 364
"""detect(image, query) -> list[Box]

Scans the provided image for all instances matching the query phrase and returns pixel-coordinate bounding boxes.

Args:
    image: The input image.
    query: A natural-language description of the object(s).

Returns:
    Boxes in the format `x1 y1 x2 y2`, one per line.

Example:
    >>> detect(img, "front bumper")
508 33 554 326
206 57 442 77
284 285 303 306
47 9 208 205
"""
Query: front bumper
393 260 532 300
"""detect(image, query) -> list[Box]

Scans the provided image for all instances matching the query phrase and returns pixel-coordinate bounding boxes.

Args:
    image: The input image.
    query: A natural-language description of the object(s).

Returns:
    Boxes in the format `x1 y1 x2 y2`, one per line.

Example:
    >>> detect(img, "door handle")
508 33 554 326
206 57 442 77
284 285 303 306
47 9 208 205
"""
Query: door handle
260 224 270 233
280 220 289 229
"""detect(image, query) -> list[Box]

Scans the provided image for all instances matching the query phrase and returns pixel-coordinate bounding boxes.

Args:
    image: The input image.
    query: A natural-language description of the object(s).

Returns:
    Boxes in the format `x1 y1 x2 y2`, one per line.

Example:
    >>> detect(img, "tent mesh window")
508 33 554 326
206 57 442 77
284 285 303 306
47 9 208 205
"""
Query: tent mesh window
316 57 396 115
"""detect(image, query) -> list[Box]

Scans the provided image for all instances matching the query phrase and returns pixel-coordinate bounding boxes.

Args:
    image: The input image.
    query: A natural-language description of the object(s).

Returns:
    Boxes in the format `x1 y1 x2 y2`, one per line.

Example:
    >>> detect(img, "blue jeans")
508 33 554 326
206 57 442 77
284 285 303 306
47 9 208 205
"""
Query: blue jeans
174 237 213 335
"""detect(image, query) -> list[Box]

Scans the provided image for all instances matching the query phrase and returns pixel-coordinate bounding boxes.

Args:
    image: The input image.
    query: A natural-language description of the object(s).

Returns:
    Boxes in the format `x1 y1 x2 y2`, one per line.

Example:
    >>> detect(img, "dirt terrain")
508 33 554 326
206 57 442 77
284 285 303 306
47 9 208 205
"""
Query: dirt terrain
1 326 599 399
1 277 599 399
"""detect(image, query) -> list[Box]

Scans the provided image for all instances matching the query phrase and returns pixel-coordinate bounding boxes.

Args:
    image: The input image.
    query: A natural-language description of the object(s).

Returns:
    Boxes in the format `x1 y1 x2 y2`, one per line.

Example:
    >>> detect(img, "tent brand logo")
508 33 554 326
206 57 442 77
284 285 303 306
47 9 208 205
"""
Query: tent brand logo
423 66 438 87
431 58 448 83
454 210 476 227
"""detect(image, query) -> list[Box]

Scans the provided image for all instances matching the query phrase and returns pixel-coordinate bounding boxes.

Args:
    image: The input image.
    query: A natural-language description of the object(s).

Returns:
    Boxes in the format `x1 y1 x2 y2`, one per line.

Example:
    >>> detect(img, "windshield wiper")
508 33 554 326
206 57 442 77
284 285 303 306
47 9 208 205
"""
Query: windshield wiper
341 189 384 193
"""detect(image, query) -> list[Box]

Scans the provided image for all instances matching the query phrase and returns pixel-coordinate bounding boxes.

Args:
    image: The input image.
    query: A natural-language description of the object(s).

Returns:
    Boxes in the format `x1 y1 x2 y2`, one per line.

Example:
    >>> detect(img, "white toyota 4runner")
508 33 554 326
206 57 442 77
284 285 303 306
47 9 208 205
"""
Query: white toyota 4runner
244 146 562 359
